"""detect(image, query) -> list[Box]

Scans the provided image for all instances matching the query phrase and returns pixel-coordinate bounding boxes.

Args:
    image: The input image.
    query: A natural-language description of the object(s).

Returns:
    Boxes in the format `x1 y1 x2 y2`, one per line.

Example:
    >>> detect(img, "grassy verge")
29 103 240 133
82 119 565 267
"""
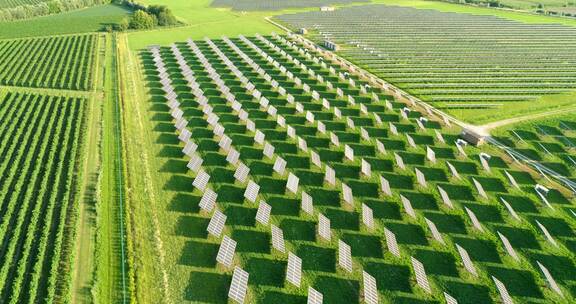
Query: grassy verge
93 32 129 304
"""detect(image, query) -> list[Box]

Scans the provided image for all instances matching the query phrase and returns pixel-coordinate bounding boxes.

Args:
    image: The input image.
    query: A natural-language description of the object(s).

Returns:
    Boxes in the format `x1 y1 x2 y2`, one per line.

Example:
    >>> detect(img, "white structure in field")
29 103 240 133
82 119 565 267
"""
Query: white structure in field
318 213 331 241
216 235 236 268
286 252 302 287
338 240 353 273
271 225 286 253
244 180 260 202
207 210 226 237
384 228 400 257
255 201 271 225
362 271 379 304
199 188 217 212
307 287 323 304
411 257 431 294
228 267 249 304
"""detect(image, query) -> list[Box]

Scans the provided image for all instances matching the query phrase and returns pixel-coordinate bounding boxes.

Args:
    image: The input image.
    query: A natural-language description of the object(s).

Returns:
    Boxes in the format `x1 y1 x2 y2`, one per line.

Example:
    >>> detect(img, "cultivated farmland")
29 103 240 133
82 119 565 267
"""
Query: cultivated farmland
211 0 369 11
0 34 97 90
139 32 576 303
276 5 576 108
0 92 86 303
0 0 44 9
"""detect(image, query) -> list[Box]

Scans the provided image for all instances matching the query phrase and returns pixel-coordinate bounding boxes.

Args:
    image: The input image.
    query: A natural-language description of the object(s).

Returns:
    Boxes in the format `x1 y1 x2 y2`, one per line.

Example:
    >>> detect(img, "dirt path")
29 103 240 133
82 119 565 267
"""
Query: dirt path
478 106 576 133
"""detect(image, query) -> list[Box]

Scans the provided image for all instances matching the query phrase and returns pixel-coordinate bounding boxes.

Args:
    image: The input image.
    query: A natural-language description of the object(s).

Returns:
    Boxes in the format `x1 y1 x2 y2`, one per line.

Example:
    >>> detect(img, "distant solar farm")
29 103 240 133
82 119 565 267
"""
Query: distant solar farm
276 5 576 108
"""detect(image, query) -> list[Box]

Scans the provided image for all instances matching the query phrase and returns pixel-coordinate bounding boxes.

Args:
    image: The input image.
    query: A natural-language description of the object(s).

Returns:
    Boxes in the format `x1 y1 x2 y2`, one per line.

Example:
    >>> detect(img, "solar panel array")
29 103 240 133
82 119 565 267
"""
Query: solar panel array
144 33 576 304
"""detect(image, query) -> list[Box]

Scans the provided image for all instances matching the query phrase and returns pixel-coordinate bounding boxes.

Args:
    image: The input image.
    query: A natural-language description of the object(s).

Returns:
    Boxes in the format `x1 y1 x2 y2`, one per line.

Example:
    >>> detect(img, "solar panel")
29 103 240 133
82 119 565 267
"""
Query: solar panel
499 197 520 221
444 292 458 304
415 168 427 188
324 165 336 186
446 161 460 179
218 135 233 152
199 188 217 212
307 287 323 304
228 267 249 304
344 144 354 161
234 163 250 183
360 127 370 141
253 201 271 225
479 153 492 173
394 152 405 170
178 128 191 142
384 228 400 257
318 213 331 241
362 203 374 230
267 105 278 117
334 107 342 119
306 111 315 123
310 151 322 168
277 115 286 128
330 132 340 147
342 183 354 206
271 225 286 253
361 159 371 177
375 139 386 155
426 146 436 163
456 244 477 277
322 98 330 109
244 180 260 203
389 122 398 135
187 155 203 173
362 271 379 304
472 178 488 199
400 195 416 218
465 207 484 232
273 157 287 175
301 191 314 215
286 173 300 194
287 126 296 139
435 130 445 144
346 117 355 129
424 218 445 245
504 170 520 190
182 141 198 157
537 261 563 296
536 220 558 247
226 148 240 165
534 184 553 209
492 276 513 304
192 170 211 192
216 235 236 267
254 130 265 144
317 121 326 134
373 177 392 199
213 124 225 137
497 231 519 261
436 186 453 208
406 134 417 148
455 141 467 158
286 252 302 287
338 240 353 273
207 210 227 237
411 257 431 294
298 137 308 152
263 142 275 159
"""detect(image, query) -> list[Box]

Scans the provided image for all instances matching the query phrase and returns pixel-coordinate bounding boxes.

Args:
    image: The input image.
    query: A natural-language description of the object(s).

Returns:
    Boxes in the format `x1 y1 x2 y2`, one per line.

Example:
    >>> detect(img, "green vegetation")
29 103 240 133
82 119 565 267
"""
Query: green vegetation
0 91 86 303
211 0 370 11
0 4 132 39
0 0 110 22
0 34 97 90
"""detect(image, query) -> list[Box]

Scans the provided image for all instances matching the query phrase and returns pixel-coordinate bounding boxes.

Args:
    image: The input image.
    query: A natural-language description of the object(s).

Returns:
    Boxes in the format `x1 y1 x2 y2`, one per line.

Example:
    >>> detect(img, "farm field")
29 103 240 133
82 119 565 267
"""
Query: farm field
0 4 132 39
0 91 86 303
275 4 576 123
0 34 97 90
128 32 576 303
0 0 45 9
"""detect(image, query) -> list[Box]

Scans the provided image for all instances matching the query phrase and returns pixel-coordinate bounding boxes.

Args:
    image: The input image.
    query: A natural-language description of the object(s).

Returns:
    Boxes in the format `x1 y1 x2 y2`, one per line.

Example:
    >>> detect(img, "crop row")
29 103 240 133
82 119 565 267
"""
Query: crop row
0 92 85 303
0 34 97 91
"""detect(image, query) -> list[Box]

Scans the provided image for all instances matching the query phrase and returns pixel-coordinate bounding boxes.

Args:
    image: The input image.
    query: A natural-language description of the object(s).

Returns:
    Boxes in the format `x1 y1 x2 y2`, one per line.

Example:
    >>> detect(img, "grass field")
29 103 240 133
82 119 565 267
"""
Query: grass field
0 4 131 39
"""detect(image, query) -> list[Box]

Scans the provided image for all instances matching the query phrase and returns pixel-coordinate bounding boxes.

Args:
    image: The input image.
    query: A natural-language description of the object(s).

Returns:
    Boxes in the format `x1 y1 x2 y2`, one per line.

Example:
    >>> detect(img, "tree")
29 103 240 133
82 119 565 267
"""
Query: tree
116 17 130 31
130 9 157 29
147 5 177 26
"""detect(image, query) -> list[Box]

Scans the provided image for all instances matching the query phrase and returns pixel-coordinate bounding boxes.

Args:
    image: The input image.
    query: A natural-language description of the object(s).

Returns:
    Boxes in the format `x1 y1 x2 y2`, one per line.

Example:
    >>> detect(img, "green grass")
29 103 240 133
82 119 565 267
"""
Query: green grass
0 4 132 39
